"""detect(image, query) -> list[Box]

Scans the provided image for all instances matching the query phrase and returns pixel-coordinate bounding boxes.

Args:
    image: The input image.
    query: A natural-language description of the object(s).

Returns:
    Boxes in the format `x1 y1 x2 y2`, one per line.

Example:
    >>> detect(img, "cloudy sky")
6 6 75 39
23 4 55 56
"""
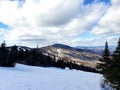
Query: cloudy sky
0 0 120 47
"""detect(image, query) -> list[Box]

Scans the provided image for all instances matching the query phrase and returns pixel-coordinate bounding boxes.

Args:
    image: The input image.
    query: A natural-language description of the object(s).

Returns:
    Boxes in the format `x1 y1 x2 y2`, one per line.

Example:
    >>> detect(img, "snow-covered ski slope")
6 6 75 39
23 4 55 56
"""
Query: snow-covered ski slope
0 64 102 90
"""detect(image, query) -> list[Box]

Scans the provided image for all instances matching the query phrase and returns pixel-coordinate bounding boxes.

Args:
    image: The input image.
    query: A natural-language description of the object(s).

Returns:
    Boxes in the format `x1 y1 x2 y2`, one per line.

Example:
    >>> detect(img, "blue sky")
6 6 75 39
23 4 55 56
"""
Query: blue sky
0 22 10 29
83 0 111 5
0 0 120 47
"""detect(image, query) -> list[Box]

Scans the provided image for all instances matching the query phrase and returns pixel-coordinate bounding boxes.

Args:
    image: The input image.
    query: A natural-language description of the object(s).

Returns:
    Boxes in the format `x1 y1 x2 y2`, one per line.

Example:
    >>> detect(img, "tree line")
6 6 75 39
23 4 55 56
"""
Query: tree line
0 41 98 73
97 38 120 90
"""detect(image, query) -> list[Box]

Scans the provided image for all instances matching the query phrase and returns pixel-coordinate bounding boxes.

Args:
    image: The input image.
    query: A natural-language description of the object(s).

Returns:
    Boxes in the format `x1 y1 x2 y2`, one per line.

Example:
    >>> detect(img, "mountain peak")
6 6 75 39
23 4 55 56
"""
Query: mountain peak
52 43 74 50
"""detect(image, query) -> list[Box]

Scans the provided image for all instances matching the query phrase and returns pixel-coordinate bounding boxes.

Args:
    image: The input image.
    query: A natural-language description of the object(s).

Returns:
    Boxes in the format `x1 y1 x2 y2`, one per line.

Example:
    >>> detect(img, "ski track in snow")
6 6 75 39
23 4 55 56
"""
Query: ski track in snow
0 64 102 90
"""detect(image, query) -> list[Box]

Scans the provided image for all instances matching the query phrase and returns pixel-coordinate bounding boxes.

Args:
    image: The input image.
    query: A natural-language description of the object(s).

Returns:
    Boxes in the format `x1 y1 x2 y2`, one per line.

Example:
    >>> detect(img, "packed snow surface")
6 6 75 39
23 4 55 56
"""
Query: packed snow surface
0 64 102 90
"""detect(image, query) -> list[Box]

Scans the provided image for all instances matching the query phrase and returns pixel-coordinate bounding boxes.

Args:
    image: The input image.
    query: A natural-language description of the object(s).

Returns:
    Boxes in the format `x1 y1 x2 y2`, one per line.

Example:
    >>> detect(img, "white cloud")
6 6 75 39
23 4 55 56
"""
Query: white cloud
91 0 120 36
64 2 107 36
0 28 6 35
0 0 113 47
111 0 120 5
36 0 82 26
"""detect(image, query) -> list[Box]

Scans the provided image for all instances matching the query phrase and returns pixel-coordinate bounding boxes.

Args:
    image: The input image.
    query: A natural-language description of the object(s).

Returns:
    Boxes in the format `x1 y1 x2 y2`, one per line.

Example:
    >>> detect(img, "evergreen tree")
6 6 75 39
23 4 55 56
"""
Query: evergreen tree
97 41 111 72
26 48 39 66
0 41 9 66
112 38 120 66
1 40 6 48
103 38 120 89
7 45 18 67
103 41 110 60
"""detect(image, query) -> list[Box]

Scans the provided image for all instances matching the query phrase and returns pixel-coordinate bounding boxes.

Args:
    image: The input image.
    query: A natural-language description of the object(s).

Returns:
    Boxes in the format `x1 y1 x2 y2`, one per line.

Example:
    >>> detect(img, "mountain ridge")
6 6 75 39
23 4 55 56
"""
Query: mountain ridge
40 43 102 68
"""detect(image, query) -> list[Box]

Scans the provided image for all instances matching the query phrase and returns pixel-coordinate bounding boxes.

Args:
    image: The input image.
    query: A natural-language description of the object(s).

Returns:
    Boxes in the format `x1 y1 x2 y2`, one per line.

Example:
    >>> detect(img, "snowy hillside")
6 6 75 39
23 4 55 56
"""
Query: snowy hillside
0 64 102 90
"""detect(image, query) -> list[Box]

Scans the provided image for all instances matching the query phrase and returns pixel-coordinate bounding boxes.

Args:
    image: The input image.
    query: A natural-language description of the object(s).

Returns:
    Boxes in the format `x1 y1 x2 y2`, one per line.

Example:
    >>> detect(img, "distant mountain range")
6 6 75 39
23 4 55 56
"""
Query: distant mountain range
76 46 116 55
